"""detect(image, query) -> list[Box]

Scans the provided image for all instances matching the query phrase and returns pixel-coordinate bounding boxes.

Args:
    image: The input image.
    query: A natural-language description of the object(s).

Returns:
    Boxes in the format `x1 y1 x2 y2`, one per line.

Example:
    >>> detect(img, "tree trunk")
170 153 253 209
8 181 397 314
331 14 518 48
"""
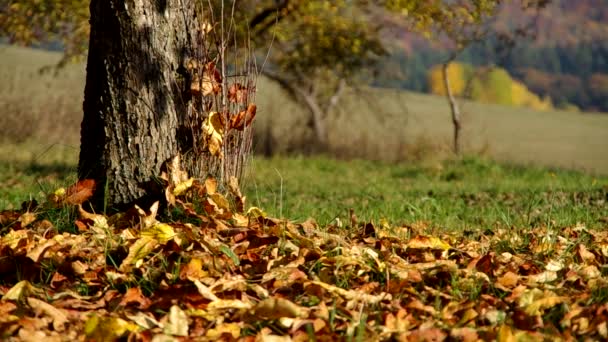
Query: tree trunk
79 0 207 210
442 62 462 155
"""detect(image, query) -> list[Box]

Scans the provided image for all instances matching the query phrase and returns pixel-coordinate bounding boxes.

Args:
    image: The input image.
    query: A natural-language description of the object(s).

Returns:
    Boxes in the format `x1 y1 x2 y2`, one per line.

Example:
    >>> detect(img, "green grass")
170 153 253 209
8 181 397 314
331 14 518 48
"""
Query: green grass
4 144 605 234
245 155 607 230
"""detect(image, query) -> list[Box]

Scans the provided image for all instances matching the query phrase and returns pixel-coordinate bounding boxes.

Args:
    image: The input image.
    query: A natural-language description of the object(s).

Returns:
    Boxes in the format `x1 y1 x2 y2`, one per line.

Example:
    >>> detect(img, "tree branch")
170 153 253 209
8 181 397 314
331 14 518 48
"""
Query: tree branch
250 0 292 35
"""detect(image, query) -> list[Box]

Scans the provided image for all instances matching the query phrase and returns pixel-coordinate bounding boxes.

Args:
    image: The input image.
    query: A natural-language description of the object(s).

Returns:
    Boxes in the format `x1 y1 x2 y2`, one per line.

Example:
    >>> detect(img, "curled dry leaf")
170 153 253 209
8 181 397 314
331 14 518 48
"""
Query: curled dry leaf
189 61 222 97
230 103 257 131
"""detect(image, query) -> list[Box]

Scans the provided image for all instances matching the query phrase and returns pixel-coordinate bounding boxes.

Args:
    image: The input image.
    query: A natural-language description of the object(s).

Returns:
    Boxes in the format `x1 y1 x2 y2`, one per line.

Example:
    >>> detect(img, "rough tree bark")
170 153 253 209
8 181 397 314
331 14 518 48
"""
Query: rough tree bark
79 0 207 209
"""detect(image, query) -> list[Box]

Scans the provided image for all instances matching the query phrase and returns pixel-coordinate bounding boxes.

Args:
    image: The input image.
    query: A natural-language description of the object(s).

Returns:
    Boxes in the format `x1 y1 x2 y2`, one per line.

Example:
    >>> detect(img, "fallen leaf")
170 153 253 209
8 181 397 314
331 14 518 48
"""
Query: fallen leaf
250 298 308 320
119 237 158 272
179 258 208 280
163 305 189 337
206 322 241 339
84 314 139 341
118 287 152 309
141 223 175 244
27 297 68 331
3 280 44 301
63 179 96 205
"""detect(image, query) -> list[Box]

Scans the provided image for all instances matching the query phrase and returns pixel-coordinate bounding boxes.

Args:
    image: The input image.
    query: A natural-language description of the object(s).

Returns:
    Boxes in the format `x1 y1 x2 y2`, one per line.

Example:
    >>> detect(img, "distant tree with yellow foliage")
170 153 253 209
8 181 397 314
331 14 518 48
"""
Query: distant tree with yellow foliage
428 62 553 111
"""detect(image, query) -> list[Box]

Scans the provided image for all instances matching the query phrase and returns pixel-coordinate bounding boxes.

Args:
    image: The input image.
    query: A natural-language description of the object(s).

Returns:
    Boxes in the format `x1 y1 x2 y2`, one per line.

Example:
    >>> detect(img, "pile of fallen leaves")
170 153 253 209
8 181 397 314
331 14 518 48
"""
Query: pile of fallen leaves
1 161 608 341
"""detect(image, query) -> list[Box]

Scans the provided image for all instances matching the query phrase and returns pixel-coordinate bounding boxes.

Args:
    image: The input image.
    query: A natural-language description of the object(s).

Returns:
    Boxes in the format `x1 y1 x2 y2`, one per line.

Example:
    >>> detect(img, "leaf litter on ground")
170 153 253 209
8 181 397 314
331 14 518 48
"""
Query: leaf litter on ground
1 156 608 341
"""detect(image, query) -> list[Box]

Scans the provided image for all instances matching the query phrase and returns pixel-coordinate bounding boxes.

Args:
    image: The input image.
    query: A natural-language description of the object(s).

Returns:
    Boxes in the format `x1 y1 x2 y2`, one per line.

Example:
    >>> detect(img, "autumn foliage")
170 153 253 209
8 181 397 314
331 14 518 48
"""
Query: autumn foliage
2 158 608 340
428 62 553 111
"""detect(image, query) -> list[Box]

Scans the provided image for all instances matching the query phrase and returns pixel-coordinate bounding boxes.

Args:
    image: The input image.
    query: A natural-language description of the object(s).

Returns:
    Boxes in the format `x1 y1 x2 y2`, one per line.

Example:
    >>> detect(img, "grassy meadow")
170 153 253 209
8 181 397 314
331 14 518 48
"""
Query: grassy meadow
1 45 607 226
2 45 608 340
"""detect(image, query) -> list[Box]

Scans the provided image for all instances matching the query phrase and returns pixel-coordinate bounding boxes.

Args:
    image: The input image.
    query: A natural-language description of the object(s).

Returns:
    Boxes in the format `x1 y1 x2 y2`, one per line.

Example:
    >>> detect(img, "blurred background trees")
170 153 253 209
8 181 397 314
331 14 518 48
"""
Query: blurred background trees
1 0 607 164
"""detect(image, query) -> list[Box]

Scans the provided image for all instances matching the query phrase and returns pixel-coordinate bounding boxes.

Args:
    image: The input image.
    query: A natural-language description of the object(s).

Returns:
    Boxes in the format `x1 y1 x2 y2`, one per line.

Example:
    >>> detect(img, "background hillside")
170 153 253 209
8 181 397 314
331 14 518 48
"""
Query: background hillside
2 45 607 174
374 0 608 112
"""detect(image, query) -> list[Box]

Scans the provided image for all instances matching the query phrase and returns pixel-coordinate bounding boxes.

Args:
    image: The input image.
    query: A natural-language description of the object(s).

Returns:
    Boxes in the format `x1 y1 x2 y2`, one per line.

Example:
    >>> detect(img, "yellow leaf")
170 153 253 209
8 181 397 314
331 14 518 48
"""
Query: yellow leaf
247 206 267 218
141 223 175 244
1 229 29 249
497 324 515 342
18 212 37 227
2 280 44 301
173 177 194 196
523 296 566 316
204 177 217 194
407 235 451 250
203 112 224 157
206 323 241 339
85 314 139 342
119 237 158 271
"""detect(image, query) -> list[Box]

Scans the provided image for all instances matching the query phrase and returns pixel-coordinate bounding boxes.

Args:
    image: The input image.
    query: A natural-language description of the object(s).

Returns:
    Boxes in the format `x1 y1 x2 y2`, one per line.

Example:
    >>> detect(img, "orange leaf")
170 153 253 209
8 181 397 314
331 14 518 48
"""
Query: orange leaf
230 104 257 131
118 287 152 309
64 179 96 205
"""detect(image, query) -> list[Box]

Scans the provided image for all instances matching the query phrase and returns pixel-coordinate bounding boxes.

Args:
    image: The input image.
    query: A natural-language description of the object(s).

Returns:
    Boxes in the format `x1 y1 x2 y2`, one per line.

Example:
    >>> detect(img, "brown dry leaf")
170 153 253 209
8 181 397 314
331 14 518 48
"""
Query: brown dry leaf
230 103 257 131
63 179 96 205
580 265 601 280
0 210 21 226
407 328 447 342
78 204 110 230
26 236 59 262
125 312 161 330
527 270 558 284
450 327 478 342
205 193 232 219
118 287 152 309
26 297 68 331
50 272 68 289
577 244 596 264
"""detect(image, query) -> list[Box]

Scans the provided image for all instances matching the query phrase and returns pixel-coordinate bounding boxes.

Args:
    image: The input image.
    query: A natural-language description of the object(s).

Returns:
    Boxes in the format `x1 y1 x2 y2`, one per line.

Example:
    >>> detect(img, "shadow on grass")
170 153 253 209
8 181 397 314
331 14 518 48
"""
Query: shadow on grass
1 160 76 179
